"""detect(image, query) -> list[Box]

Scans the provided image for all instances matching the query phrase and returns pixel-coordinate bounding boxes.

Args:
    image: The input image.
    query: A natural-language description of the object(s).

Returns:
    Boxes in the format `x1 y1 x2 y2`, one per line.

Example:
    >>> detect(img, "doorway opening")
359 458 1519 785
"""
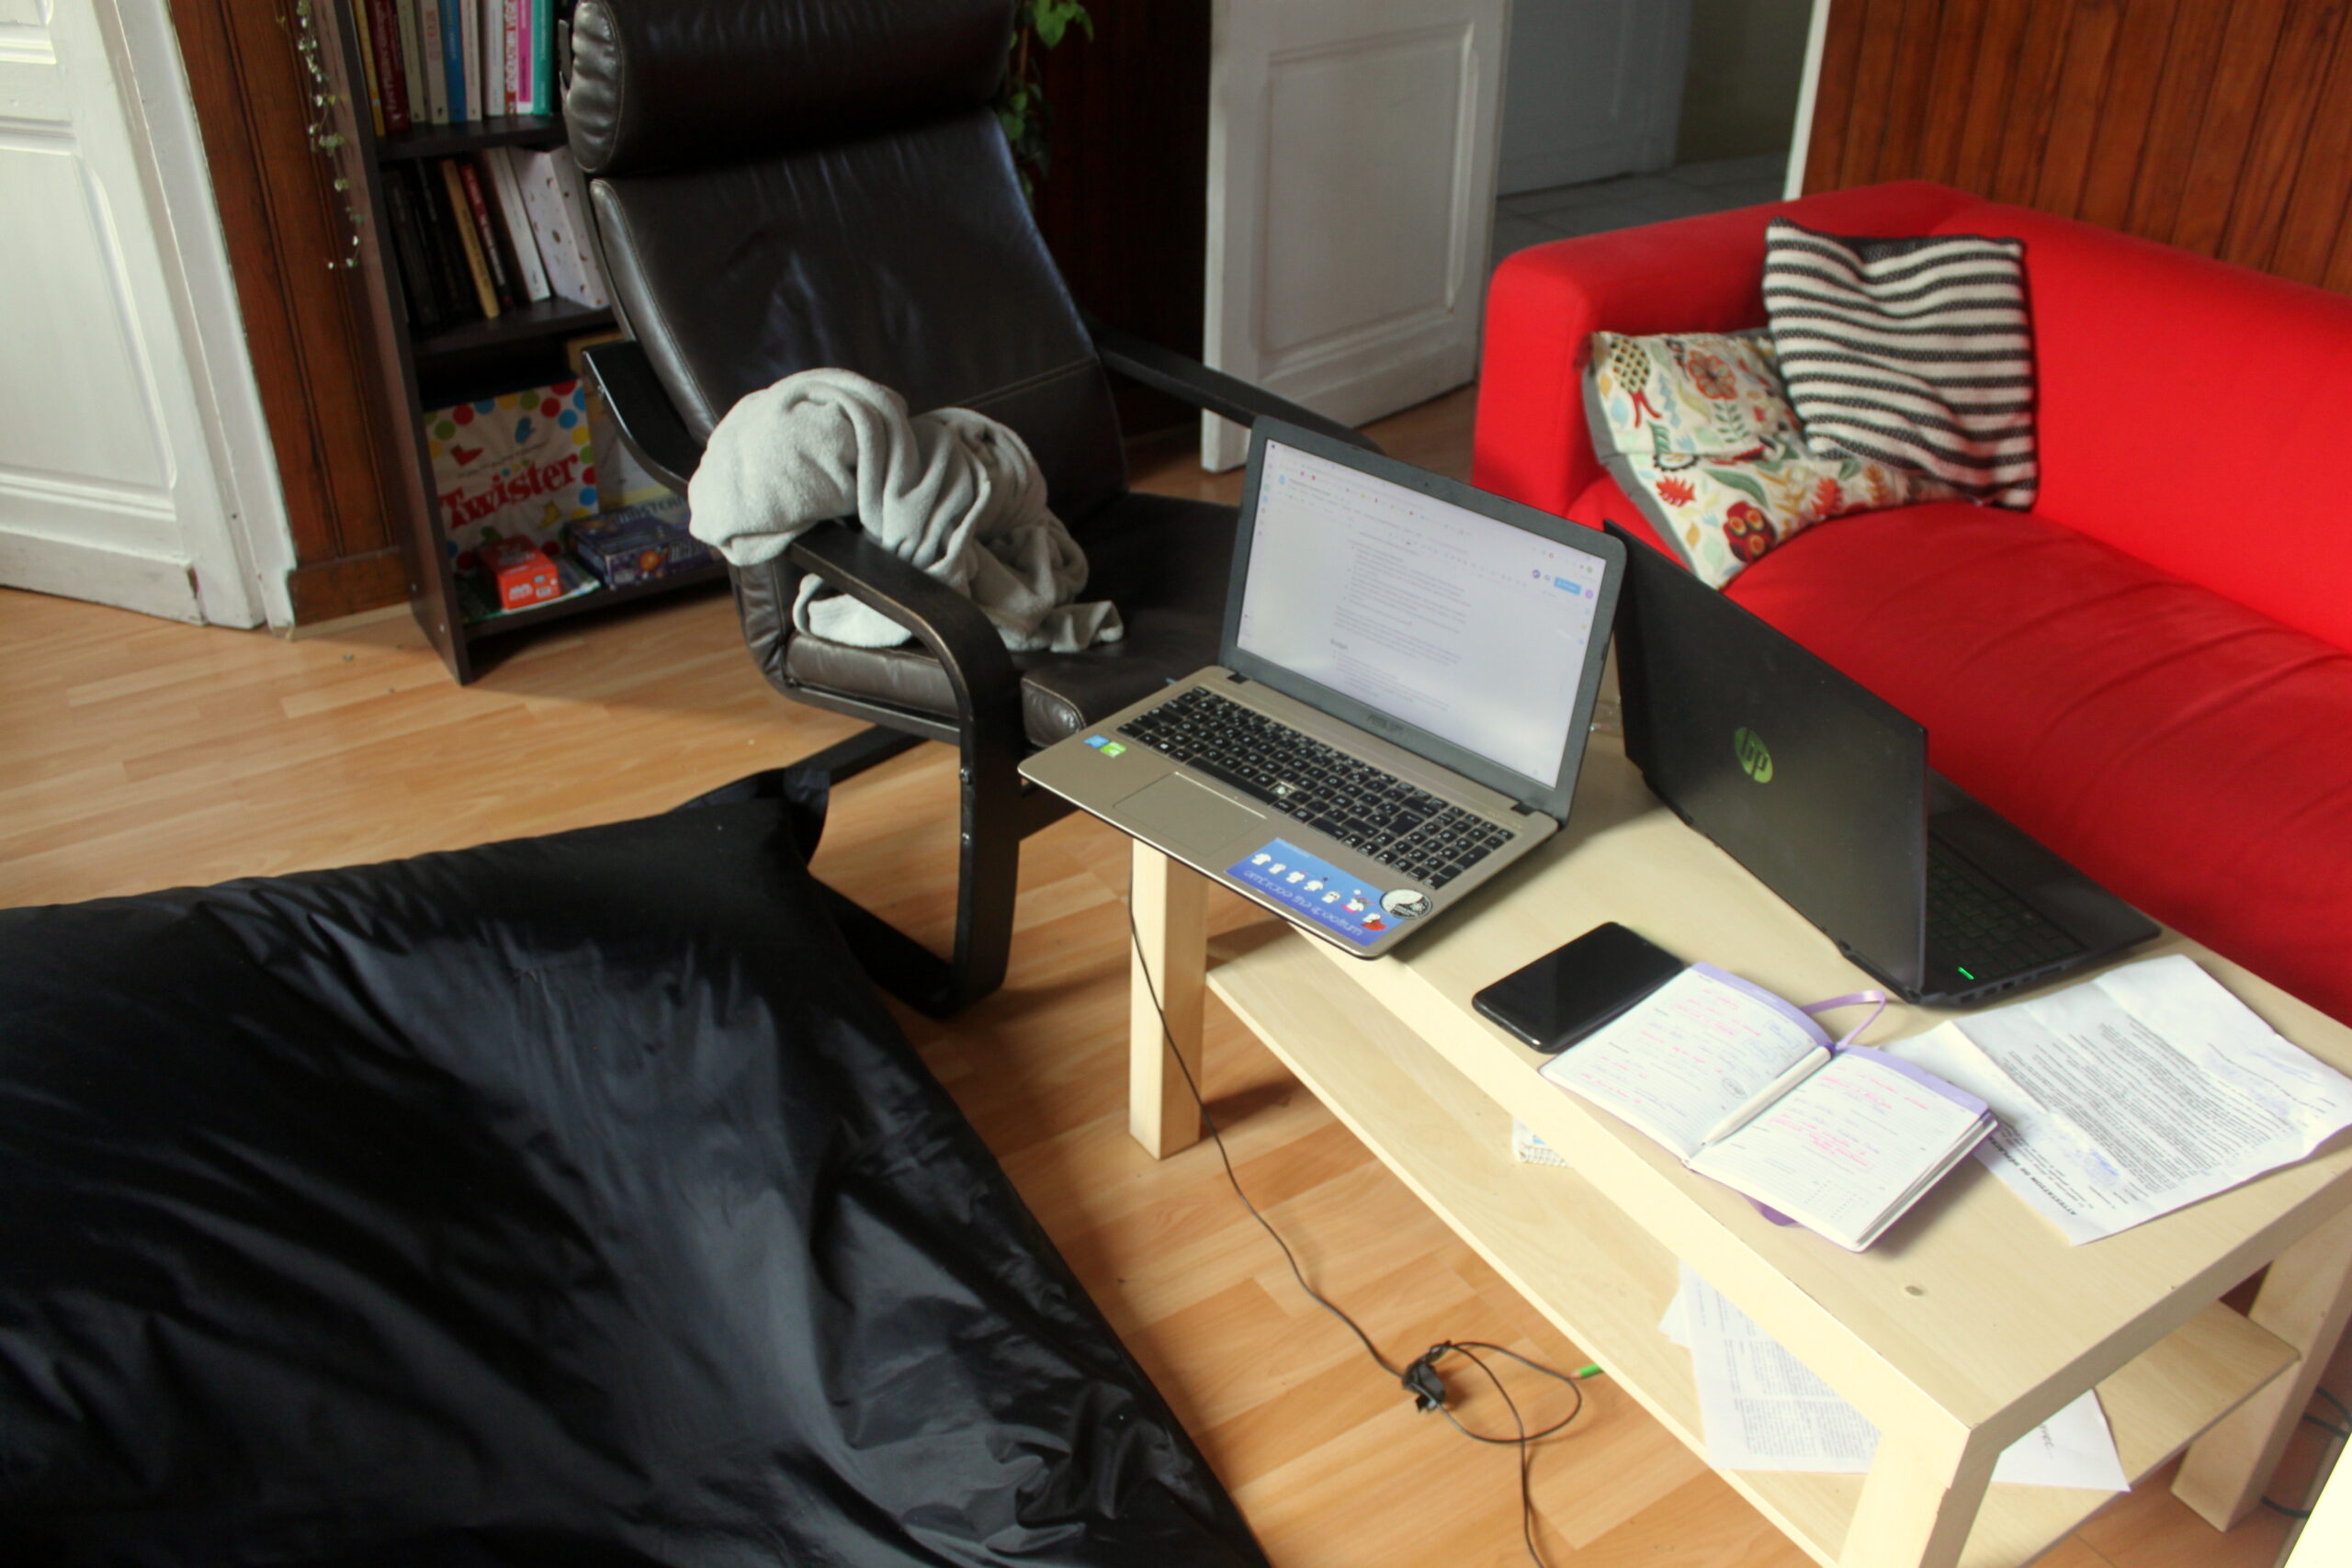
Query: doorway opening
1492 0 1814 271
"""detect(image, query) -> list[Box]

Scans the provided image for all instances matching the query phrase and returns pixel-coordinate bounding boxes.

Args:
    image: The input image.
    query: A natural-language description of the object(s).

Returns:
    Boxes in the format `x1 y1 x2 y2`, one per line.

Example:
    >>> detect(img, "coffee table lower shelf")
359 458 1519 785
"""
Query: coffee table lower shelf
1204 930 2297 1568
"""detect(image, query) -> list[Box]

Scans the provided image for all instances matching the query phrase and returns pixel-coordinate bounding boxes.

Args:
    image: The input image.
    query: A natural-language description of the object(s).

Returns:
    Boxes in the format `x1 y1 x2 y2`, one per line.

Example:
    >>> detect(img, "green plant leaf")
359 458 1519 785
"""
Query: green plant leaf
994 2 1093 200
1031 0 1091 48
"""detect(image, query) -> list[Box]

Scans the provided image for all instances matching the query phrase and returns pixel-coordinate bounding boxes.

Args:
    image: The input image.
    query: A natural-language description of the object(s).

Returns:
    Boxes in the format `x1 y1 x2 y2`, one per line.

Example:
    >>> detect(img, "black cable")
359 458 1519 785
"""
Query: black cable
1410 1340 1586 1567
1125 898 1589 1568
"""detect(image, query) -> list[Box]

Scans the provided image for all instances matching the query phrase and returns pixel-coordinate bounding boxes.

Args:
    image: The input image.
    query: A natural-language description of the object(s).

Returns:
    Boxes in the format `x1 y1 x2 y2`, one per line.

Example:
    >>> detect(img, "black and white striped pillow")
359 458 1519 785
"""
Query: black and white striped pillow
1764 220 2037 509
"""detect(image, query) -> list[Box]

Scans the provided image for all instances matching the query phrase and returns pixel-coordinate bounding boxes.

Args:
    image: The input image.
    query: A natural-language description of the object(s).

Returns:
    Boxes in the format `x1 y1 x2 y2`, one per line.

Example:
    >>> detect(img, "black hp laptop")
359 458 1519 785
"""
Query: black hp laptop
1020 422 1625 958
1607 522 2155 1006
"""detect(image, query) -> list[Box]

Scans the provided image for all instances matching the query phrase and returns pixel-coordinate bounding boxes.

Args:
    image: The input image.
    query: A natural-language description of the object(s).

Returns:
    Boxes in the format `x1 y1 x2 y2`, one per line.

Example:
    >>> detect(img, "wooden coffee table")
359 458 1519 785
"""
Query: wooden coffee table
1124 724 2352 1568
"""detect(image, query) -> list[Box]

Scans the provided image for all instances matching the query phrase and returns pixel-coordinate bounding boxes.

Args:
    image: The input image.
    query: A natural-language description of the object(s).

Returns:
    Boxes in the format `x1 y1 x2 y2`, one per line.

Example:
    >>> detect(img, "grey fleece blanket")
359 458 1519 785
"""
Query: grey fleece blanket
686 369 1122 651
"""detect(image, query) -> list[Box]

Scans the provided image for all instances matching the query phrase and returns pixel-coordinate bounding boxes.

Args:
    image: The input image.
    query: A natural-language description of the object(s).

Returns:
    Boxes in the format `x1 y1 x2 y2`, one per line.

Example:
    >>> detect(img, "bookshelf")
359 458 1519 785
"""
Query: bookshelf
316 4 719 684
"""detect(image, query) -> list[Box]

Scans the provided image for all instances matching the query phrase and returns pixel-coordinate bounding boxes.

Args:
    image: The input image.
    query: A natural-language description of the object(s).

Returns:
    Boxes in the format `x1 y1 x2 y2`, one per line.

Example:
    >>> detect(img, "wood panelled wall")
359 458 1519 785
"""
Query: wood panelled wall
1804 0 2352 294
168 0 415 624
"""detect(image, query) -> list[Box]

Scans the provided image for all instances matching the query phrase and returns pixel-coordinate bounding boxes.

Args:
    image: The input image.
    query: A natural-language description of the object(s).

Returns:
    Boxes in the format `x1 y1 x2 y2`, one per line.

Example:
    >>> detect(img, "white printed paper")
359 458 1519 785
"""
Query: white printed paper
1665 1269 2127 1489
1510 1118 1570 1167
1883 955 2352 1244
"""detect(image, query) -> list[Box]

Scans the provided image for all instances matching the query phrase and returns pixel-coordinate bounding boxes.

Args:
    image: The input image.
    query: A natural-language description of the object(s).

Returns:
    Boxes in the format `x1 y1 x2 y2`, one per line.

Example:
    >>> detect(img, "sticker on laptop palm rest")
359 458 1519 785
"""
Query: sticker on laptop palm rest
1229 840 1396 945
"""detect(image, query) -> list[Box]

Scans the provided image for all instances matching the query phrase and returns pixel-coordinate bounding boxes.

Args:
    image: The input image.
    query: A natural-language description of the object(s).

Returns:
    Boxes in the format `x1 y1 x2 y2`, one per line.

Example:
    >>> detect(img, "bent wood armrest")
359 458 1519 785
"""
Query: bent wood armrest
580 339 702 495
783 523 1024 740
1087 321 1381 456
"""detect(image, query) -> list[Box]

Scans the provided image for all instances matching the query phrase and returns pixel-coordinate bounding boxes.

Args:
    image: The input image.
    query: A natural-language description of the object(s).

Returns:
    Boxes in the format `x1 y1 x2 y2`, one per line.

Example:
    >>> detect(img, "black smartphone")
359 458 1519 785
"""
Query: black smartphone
1472 922 1684 1054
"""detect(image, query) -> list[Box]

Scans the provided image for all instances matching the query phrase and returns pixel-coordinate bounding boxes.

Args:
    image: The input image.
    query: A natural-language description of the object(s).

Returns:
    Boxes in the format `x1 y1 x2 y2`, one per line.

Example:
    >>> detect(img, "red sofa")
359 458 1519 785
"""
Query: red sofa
1475 180 2352 1024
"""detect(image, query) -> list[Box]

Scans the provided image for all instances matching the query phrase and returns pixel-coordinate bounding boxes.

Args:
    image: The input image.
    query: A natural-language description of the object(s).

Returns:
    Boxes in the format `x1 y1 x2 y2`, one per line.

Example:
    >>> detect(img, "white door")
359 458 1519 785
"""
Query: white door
0 0 259 625
1497 0 1691 195
1202 0 1510 470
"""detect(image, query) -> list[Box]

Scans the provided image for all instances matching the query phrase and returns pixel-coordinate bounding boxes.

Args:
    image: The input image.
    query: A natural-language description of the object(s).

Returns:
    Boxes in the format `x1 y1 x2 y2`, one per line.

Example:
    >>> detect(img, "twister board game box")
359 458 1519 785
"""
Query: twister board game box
567 332 674 512
426 379 600 559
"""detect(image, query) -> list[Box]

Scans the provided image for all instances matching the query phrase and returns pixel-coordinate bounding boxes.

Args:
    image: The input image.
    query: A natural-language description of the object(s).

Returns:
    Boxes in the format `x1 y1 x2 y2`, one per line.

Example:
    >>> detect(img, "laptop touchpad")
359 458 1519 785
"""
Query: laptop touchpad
1119 774 1266 845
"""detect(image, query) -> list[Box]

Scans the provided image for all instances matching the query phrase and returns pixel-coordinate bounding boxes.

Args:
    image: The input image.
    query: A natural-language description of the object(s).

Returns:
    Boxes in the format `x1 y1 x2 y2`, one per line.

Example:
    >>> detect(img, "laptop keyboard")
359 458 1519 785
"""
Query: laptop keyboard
1926 851 2082 981
1118 688 1514 887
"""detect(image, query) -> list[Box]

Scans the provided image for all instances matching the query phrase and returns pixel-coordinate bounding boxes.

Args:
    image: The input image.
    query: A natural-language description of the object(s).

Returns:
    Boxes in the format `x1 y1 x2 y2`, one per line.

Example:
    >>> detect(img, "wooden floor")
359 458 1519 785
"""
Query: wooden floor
4 386 2341 1567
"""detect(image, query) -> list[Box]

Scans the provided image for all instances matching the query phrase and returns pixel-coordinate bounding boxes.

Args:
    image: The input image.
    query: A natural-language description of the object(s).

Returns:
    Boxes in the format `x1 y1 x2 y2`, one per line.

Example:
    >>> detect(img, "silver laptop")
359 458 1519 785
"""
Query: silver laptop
1021 420 1626 958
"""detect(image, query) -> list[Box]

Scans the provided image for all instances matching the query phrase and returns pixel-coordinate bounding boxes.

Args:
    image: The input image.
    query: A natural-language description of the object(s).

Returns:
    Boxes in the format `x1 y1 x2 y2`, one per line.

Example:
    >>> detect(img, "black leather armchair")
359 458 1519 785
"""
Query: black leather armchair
563 0 1375 1014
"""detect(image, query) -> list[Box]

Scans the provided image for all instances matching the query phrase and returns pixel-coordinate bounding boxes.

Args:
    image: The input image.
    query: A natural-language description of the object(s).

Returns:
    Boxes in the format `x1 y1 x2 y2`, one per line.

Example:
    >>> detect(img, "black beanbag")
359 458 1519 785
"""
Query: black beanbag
0 794 1263 1567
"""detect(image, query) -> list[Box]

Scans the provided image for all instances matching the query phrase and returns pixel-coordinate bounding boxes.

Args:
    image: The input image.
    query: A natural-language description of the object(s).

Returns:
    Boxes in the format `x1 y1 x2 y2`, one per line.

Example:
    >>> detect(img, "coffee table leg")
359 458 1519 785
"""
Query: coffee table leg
1841 1420 1996 1568
1129 841 1207 1158
2175 1200 2352 1529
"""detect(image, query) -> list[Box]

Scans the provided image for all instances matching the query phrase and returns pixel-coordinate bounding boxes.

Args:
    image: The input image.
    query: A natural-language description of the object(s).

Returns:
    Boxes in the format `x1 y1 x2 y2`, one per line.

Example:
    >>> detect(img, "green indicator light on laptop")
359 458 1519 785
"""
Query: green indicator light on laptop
1957 966 1975 980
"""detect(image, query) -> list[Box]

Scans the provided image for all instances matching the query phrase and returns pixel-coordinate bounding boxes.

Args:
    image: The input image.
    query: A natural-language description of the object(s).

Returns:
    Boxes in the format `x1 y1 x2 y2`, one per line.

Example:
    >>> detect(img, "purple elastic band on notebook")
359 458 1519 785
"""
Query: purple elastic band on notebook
1800 989 1888 1048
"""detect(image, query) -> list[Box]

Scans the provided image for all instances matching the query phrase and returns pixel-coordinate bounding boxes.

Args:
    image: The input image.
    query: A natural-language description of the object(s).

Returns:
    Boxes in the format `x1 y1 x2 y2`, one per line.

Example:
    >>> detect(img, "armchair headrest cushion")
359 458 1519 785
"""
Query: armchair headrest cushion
568 0 1014 177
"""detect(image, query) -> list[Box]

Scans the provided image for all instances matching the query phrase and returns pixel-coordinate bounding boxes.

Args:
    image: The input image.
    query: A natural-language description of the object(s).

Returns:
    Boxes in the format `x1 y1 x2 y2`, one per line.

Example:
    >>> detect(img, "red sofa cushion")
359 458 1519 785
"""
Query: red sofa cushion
1629 494 2352 1023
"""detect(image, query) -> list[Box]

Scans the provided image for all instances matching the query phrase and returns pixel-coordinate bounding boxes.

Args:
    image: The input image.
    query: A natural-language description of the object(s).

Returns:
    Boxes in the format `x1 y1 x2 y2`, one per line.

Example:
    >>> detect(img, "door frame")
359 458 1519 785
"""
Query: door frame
1782 0 1833 199
108 0 291 627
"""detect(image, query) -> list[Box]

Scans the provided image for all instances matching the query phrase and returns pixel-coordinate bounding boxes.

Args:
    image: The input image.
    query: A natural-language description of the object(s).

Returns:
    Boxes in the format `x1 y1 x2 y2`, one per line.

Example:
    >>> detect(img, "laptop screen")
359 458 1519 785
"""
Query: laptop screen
1233 439 1608 788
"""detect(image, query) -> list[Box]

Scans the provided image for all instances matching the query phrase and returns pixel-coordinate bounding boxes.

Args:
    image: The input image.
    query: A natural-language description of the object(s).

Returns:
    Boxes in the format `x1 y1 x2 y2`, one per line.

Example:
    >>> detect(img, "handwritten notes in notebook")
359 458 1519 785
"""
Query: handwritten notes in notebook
1541 964 1994 1250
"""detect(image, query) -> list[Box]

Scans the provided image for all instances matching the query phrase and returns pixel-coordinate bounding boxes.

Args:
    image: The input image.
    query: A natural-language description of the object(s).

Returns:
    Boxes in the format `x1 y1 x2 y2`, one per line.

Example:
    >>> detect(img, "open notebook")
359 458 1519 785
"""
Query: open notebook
1539 964 1995 1250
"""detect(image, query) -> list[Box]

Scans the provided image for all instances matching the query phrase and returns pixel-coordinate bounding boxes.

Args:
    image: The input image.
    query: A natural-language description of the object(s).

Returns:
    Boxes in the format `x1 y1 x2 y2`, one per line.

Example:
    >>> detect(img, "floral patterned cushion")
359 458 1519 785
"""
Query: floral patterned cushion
1583 331 1959 587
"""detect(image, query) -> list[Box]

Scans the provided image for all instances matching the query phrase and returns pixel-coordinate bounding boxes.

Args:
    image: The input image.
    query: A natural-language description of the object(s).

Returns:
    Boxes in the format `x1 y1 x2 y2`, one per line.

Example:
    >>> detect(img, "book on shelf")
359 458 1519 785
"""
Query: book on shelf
392 0 428 128
512 148 611 308
533 0 555 114
382 164 447 331
516 0 541 116
437 159 502 319
503 0 526 116
416 0 449 125
458 0 482 127
426 164 479 325
444 0 470 121
482 0 506 121
348 1 384 136
454 158 518 311
388 151 583 334
368 0 575 135
483 148 552 302
415 160 468 321
1538 964 1995 1251
358 0 409 134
